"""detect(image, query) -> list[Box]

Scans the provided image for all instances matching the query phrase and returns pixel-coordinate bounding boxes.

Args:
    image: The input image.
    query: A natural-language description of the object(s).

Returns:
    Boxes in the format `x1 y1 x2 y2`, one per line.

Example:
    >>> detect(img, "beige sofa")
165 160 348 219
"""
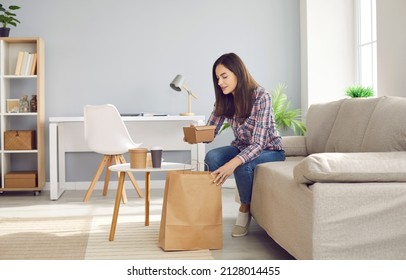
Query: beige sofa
251 96 406 259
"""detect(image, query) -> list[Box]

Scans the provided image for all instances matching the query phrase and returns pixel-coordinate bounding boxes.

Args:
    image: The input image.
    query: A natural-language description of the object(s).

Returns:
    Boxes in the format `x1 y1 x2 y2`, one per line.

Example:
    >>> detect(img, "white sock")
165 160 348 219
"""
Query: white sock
235 211 250 227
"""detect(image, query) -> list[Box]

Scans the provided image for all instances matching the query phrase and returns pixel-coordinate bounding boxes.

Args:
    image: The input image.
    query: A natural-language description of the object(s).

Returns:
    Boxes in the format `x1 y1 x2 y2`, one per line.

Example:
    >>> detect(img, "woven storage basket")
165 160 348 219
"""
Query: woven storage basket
4 130 36 150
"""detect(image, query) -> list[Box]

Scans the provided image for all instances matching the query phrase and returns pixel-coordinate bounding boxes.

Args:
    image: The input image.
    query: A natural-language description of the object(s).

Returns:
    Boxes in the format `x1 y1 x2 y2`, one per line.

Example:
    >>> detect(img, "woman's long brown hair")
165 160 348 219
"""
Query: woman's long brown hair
212 53 258 121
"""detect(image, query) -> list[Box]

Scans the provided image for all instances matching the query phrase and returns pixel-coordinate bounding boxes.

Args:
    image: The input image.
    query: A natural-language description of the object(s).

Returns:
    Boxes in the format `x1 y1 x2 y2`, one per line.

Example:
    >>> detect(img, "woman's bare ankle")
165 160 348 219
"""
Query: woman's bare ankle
239 204 250 213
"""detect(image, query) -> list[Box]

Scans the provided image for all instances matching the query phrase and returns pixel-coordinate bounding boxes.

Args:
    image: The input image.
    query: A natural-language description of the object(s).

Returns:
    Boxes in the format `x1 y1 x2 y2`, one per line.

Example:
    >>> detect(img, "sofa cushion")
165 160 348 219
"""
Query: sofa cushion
306 96 406 154
294 152 406 184
361 96 406 152
325 97 380 152
306 99 343 154
282 136 308 156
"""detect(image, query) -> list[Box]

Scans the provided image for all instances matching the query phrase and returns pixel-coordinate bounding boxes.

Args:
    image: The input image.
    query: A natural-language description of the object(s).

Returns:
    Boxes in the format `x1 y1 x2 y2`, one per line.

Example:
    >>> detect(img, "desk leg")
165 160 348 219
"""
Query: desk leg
109 171 126 241
50 123 64 200
145 172 151 226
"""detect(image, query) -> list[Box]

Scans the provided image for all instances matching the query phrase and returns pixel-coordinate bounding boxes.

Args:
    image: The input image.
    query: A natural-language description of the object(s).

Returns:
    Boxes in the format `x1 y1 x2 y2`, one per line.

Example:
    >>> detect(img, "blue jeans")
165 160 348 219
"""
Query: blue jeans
204 146 285 205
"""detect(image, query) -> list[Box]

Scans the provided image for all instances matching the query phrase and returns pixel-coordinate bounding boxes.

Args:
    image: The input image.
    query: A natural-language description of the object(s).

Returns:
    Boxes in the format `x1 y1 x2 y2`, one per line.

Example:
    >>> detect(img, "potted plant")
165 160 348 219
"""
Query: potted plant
0 4 21 37
345 85 374 98
271 83 306 136
220 83 306 136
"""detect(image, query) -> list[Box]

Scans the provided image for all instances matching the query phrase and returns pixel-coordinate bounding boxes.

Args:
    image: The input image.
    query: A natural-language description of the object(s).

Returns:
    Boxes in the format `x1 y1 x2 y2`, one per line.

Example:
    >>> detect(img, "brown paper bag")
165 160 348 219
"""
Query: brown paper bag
159 170 222 251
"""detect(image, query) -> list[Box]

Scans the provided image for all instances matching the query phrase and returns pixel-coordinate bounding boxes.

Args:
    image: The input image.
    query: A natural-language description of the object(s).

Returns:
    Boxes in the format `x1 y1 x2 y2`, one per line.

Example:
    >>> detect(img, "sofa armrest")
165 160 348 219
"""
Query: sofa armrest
282 136 308 157
294 152 406 184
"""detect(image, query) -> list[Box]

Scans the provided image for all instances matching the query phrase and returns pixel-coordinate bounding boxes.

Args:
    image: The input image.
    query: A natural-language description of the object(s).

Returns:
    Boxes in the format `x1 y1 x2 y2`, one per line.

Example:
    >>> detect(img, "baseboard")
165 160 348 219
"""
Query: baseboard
42 179 236 191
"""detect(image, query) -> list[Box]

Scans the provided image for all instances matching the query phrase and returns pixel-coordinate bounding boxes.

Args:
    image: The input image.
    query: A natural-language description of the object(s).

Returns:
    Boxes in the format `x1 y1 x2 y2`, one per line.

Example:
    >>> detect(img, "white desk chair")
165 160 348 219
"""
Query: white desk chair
83 104 143 202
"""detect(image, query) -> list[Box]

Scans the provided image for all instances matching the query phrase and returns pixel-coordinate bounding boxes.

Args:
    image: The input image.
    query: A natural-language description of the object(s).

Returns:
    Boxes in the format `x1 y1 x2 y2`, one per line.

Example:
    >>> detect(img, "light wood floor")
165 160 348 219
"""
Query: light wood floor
0 186 294 260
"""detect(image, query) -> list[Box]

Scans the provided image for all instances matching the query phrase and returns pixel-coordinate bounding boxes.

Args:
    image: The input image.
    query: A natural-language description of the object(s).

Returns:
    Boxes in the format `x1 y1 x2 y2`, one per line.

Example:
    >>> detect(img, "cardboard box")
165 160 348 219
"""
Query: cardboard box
5 171 37 188
4 130 36 150
183 125 216 144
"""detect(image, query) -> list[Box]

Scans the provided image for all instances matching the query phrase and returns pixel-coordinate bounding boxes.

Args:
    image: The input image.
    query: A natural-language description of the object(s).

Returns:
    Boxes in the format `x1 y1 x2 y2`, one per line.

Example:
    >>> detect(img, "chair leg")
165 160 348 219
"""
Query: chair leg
103 155 113 196
84 155 110 202
114 155 128 204
119 154 143 198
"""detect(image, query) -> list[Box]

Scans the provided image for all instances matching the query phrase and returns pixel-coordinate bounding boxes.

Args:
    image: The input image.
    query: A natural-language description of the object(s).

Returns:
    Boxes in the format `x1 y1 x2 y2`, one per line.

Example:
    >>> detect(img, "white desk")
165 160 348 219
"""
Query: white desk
49 115 205 200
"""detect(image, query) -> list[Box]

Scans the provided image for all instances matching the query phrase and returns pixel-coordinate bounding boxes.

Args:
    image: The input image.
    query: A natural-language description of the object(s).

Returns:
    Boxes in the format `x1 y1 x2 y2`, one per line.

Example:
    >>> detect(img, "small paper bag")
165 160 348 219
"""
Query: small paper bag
159 170 222 251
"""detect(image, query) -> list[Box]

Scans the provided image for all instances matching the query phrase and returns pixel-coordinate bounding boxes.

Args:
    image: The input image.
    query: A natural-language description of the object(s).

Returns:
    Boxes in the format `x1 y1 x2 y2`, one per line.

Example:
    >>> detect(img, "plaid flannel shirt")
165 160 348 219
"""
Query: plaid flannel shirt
207 86 283 164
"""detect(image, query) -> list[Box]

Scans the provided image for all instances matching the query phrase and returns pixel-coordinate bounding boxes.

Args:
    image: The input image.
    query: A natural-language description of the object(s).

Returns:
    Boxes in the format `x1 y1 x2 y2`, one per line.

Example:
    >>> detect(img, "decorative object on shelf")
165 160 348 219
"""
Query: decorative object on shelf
19 94 29 112
0 4 20 37
345 85 374 98
170 74 198 116
30 94 37 112
6 98 19 113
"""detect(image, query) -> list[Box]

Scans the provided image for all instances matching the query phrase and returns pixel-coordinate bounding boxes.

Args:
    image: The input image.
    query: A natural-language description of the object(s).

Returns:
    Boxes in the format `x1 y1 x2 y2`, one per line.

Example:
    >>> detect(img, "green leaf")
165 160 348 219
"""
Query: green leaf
271 83 306 136
0 4 21 28
219 122 230 134
345 85 374 98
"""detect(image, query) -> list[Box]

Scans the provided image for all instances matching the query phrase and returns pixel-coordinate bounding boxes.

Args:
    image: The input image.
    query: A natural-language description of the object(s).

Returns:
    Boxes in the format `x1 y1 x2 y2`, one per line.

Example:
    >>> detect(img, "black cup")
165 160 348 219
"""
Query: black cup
151 149 163 168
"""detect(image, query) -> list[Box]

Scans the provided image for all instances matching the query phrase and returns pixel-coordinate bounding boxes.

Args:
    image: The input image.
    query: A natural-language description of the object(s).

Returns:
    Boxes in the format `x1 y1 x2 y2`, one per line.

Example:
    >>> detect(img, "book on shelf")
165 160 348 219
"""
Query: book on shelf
19 52 29 75
14 51 37 76
30 53 37 75
24 54 33 75
14 51 24 75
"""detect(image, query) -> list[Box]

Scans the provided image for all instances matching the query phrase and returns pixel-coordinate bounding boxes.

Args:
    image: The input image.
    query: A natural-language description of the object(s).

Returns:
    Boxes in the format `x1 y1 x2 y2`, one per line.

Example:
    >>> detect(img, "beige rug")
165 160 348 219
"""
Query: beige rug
0 216 213 260
0 216 91 259
86 216 213 259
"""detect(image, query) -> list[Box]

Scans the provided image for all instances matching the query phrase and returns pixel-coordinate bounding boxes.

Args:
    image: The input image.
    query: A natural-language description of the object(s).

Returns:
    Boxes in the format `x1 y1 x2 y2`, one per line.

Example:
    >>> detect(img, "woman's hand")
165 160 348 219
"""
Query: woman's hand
212 157 242 186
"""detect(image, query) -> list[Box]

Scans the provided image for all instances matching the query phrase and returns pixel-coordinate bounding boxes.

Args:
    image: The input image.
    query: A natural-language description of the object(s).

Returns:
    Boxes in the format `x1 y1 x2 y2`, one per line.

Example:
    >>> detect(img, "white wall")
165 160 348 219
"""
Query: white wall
301 0 406 105
300 0 356 112
376 0 406 97
2 0 301 181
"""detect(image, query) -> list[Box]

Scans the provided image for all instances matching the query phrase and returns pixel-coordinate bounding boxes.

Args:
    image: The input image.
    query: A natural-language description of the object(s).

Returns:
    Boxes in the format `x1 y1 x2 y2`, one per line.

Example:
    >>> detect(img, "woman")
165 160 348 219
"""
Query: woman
205 53 285 237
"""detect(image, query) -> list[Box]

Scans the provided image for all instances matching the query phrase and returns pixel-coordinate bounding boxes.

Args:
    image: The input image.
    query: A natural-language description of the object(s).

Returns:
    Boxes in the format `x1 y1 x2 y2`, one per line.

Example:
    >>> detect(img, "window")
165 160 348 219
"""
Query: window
356 0 377 94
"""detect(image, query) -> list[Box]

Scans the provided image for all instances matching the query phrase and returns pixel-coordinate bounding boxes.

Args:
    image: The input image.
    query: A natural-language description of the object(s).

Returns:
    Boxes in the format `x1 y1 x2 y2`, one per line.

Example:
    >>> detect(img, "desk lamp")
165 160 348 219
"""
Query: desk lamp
170 74 198 116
